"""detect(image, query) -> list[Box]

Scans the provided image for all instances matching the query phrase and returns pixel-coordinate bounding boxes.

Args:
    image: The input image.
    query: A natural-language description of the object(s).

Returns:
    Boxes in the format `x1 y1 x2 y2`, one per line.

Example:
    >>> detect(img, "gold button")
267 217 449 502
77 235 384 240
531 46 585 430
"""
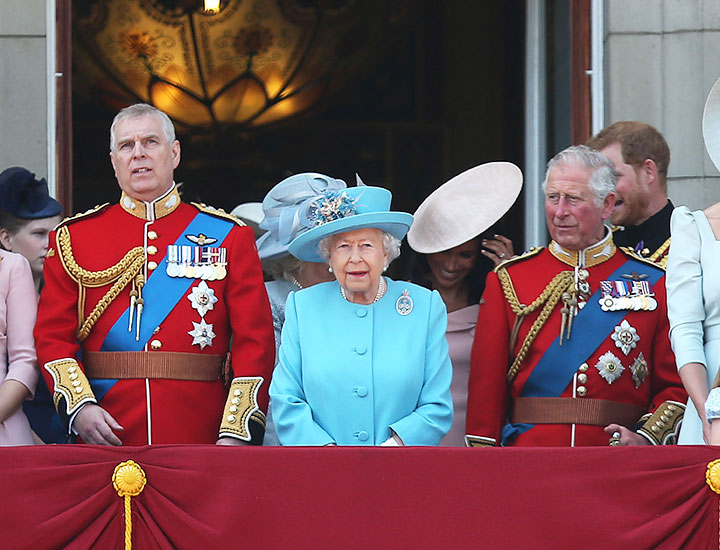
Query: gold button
69 373 78 380
226 415 236 423
150 339 162 350
656 420 665 428
233 389 243 397
72 380 81 387
668 404 677 411
651 425 660 433
153 326 161 334
75 386 83 393
147 245 158 255
147 230 158 240
231 398 241 405
68 365 77 373
229 405 238 413
576 386 587 397
148 261 158 270
578 363 588 373
660 415 669 423
577 373 588 384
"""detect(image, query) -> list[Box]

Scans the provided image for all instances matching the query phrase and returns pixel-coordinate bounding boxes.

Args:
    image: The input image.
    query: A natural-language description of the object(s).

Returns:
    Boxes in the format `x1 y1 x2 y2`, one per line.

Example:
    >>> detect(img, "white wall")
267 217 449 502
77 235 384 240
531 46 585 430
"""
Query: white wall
605 0 720 209
0 0 48 178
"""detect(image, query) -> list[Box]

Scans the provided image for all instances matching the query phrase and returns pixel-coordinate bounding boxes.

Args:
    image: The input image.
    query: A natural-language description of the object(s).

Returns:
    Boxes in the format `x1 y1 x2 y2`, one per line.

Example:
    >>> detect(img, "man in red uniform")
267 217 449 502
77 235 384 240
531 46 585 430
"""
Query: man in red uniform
35 103 274 445
466 145 686 447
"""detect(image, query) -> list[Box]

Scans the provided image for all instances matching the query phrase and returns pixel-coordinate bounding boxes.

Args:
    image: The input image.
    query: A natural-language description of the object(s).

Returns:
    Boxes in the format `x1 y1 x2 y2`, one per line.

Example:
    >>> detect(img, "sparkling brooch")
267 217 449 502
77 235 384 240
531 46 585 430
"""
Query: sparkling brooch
308 190 358 226
595 351 625 384
396 289 413 315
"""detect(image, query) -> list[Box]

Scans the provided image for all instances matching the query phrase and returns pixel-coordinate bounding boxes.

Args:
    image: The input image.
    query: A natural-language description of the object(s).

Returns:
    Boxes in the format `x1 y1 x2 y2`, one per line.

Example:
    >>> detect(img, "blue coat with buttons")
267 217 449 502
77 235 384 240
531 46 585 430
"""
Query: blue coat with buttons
269 278 453 446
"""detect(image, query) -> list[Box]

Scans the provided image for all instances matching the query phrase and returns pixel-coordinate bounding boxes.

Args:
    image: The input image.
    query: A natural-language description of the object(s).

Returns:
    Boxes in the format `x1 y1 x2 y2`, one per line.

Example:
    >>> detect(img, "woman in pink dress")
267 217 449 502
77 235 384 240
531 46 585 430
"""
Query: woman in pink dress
407 162 522 446
0 167 62 444
0 248 39 445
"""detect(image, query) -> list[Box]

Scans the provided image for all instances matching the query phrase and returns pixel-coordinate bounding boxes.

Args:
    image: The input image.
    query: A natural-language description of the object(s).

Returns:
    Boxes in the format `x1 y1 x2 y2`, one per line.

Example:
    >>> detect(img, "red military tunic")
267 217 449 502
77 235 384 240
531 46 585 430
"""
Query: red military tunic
466 232 686 447
35 186 274 445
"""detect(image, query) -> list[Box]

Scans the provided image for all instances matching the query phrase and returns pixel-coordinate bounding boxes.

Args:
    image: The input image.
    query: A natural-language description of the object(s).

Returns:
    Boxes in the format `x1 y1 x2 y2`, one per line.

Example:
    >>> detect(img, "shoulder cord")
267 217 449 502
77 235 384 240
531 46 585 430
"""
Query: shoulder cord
497 268 574 383
57 225 146 341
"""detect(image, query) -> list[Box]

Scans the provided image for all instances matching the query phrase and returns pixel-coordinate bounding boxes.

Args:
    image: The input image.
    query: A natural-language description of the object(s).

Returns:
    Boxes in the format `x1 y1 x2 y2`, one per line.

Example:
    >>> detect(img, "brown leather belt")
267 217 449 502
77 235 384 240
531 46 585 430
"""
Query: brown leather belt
83 351 225 381
511 397 646 427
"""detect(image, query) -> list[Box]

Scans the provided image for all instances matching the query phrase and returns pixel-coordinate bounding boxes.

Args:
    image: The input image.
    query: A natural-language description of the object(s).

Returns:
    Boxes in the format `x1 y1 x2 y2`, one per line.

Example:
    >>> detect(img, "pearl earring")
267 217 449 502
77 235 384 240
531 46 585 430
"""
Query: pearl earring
328 266 333 273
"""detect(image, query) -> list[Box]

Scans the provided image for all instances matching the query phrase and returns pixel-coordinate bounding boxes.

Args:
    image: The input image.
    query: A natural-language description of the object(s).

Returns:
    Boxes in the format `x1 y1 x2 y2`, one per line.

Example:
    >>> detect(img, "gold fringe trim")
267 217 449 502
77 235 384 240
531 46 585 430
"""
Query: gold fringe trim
113 460 147 550
498 268 575 383
648 237 671 269
56 225 146 341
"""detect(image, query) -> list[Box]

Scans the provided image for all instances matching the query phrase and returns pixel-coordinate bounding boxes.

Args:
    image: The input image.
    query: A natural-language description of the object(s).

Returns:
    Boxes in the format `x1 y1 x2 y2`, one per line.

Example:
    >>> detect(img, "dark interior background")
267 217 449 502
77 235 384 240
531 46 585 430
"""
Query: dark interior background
72 0 527 276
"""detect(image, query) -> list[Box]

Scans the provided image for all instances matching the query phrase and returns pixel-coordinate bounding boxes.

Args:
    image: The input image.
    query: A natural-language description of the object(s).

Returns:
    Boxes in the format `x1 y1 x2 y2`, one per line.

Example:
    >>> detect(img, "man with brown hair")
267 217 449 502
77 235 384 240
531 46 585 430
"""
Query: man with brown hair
586 121 672 266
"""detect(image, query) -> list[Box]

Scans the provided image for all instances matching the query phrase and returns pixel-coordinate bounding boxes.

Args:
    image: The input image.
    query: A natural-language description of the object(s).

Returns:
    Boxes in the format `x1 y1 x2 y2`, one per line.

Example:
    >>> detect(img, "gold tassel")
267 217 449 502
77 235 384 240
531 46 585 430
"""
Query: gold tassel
112 460 147 550
705 459 720 550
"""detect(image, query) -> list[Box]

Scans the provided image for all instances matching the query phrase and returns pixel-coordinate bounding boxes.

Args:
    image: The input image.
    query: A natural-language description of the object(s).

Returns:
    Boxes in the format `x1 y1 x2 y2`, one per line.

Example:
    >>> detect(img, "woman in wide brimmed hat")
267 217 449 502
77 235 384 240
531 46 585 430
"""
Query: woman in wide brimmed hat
668 76 720 445
251 172 344 445
406 162 522 446
269 183 453 446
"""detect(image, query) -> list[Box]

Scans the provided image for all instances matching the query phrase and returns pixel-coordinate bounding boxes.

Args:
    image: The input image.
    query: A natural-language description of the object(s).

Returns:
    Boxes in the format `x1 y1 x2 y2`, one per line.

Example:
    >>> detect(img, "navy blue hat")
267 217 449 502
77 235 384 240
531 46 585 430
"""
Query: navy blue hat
0 167 62 219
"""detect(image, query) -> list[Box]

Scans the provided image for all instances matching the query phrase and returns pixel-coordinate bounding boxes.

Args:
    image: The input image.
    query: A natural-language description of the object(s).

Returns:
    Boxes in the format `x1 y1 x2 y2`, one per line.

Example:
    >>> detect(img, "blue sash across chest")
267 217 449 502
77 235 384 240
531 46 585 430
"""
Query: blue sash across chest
88 212 233 399
500 257 663 444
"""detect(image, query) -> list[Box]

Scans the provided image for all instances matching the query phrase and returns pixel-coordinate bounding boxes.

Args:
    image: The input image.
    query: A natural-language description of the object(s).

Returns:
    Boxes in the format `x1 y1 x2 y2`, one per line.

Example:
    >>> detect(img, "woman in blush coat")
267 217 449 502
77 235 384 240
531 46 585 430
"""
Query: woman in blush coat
0 248 39 445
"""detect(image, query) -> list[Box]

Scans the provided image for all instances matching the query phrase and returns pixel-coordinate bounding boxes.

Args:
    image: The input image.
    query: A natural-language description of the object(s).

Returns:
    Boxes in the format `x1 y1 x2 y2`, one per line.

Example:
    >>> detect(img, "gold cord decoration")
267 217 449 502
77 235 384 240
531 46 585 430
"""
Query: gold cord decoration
57 225 146 341
498 268 575 383
705 459 720 550
112 460 147 550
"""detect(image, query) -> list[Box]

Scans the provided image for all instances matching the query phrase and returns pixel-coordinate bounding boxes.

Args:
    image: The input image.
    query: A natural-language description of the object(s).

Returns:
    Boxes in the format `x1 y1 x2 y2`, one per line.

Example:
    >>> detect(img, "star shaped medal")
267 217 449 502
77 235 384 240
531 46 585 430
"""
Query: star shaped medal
187 281 218 317
188 319 216 350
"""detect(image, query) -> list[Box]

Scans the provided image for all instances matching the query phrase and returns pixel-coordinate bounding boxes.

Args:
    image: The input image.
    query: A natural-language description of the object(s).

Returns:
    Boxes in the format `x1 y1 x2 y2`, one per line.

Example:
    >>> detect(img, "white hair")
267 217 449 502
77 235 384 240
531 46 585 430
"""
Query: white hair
110 103 176 152
318 229 401 266
541 144 616 206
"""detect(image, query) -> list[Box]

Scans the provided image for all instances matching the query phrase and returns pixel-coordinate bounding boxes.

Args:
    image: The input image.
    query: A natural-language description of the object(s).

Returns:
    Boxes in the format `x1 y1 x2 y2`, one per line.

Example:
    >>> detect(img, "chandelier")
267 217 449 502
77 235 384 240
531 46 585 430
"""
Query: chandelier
73 0 411 129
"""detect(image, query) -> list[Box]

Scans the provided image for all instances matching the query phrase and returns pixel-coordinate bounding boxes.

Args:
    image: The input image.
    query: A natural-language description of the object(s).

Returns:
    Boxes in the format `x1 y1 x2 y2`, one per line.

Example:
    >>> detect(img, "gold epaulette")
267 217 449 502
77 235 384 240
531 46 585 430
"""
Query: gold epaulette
493 246 545 273
219 376 264 442
191 202 247 227
618 246 666 272
55 203 111 230
648 237 671 268
636 401 685 445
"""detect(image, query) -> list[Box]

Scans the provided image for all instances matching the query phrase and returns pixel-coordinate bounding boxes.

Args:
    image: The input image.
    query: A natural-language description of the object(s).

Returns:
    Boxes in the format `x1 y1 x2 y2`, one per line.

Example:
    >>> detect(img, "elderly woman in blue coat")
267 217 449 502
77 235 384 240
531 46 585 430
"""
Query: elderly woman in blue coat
269 184 453 446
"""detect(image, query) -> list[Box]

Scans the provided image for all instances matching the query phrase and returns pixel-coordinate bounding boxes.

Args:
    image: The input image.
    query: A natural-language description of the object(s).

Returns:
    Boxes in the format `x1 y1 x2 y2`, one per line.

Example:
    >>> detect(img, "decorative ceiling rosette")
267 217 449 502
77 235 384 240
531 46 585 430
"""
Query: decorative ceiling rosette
73 0 412 129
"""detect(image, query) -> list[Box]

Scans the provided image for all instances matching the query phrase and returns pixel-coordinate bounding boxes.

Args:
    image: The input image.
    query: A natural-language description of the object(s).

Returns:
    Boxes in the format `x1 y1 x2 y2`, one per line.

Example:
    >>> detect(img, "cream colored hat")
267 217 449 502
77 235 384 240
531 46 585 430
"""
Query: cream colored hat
407 162 523 254
703 75 720 172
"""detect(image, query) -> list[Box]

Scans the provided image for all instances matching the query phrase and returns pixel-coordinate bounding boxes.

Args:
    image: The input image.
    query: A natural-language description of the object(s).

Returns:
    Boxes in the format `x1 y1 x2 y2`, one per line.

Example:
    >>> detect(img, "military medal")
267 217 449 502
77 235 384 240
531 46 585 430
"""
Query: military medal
611 320 640 355
630 353 648 388
396 289 413 315
188 319 216 349
595 351 625 384
166 245 181 277
599 279 656 311
188 281 218 317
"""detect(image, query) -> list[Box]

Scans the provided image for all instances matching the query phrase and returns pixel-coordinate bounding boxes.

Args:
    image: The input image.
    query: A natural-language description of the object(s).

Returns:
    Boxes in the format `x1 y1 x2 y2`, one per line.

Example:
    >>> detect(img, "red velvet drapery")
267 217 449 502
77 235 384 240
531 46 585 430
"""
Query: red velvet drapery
1 445 717 549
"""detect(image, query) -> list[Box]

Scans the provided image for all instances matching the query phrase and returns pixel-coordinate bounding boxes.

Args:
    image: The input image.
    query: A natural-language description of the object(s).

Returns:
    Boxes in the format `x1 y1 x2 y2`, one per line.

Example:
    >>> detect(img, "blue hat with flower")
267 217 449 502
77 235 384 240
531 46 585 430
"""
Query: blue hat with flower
0 166 62 219
288 181 413 263
256 172 348 261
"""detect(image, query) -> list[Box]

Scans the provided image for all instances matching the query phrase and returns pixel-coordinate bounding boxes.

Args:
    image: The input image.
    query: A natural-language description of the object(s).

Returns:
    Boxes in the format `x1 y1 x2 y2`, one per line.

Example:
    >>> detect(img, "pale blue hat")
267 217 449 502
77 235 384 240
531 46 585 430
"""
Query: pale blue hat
288 184 413 263
256 172 347 260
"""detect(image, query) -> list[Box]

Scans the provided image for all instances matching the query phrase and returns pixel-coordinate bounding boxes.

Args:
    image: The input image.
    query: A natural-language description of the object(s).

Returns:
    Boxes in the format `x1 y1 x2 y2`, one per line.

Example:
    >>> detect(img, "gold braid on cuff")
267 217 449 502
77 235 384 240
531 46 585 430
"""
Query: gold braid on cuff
56 225 146 341
464 434 497 448
636 401 685 445
499 268 575 383
44 358 97 416
219 377 264 441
